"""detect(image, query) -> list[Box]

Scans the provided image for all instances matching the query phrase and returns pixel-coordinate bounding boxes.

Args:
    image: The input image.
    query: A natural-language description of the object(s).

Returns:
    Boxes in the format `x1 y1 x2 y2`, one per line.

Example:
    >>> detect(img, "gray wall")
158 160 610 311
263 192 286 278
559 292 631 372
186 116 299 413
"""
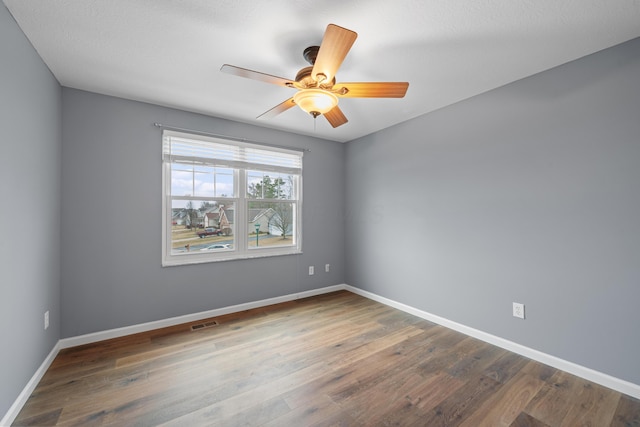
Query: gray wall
345 37 640 385
0 4 62 417
61 89 345 337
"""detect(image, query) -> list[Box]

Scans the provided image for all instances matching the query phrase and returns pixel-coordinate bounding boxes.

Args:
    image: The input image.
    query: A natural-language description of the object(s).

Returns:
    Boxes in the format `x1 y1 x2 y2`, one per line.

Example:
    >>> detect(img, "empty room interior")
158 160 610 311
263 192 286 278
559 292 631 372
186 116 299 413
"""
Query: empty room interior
2 1 640 426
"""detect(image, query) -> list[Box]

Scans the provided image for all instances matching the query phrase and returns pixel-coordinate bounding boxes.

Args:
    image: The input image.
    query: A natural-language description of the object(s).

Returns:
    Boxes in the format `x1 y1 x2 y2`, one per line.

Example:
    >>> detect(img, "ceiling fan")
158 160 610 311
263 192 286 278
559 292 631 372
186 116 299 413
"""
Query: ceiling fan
221 24 409 128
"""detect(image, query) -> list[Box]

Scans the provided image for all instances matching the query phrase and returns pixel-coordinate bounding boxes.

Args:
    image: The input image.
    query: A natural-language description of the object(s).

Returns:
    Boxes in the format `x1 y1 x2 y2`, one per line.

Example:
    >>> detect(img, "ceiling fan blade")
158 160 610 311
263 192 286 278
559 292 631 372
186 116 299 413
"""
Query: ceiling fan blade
257 98 296 120
335 82 409 98
221 64 294 87
324 106 348 128
312 24 357 84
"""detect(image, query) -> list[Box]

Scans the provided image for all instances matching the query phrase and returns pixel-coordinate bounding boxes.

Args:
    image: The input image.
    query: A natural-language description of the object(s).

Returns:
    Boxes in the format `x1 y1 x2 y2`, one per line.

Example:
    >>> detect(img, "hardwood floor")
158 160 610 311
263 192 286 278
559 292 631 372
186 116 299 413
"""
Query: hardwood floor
13 291 640 426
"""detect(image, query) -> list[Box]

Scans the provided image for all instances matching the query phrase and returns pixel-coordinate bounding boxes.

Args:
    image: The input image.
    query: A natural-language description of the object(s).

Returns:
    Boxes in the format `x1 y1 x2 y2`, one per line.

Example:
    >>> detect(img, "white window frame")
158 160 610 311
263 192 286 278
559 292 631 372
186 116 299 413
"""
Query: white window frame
162 130 302 266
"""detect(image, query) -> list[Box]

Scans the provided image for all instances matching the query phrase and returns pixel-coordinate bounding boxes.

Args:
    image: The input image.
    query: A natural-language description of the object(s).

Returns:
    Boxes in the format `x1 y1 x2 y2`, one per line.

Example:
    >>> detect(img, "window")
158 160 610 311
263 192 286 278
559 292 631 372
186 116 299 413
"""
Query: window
162 130 302 266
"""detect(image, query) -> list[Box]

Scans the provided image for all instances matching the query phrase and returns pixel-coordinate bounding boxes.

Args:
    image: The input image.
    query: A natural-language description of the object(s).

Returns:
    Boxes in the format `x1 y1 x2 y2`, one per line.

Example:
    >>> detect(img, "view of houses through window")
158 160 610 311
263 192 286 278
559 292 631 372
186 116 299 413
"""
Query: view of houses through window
162 130 302 265
170 199 295 252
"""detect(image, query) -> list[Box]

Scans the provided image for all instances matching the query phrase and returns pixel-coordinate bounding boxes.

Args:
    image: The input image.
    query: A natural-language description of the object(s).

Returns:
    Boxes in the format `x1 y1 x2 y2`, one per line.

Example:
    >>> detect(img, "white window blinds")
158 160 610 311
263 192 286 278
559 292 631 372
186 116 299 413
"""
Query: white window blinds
163 130 303 174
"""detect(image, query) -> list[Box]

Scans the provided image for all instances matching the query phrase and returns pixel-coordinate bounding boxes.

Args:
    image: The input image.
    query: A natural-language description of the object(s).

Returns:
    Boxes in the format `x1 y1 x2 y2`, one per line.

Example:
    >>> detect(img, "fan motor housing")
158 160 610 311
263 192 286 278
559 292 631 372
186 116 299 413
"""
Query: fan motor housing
295 66 335 89
303 46 319 65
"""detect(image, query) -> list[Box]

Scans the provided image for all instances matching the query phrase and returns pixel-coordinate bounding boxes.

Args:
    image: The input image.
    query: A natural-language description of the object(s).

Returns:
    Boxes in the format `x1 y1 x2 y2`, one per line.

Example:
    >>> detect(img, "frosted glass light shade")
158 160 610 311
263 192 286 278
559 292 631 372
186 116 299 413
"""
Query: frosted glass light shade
293 89 338 116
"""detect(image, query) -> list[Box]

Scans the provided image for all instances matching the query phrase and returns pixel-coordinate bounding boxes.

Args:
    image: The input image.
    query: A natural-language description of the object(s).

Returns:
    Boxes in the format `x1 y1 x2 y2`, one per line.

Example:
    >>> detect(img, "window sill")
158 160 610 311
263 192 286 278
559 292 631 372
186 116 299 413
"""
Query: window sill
162 249 303 267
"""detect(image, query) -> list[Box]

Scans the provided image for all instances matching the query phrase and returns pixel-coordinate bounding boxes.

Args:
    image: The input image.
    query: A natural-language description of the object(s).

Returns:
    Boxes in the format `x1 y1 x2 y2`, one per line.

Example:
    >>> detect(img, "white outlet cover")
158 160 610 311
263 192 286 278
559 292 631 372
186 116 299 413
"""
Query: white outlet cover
513 302 525 319
309 266 314 275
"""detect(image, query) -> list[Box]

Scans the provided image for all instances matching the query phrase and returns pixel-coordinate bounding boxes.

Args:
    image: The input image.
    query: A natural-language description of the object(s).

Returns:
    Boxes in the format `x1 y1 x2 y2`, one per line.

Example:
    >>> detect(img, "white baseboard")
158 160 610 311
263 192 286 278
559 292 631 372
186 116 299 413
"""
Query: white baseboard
344 284 640 400
1 341 60 427
59 284 345 349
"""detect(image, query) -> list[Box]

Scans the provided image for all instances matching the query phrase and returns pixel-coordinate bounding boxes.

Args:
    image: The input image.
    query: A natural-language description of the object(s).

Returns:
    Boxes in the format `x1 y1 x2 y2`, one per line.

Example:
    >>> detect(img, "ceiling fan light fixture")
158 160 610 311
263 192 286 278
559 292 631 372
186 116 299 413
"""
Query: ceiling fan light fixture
293 89 338 117
222 24 407 129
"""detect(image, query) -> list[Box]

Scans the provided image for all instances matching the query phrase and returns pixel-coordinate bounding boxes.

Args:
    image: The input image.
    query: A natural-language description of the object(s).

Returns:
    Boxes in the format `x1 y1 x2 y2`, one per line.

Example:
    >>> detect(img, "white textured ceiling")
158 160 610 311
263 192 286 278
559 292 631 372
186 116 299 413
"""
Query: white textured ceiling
4 0 640 142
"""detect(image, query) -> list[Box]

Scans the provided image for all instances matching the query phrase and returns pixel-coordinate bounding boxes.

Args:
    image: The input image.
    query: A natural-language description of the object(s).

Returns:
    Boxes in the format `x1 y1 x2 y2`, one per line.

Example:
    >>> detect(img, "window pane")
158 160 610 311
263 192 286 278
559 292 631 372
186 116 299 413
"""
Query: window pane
172 164 235 198
248 201 295 248
215 168 234 197
171 200 235 255
193 165 214 197
171 164 194 196
247 171 295 200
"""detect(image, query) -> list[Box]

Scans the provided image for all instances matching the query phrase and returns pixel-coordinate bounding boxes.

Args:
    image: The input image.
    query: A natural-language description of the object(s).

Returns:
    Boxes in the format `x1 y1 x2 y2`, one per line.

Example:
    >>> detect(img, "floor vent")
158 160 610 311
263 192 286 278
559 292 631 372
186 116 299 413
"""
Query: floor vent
190 320 219 331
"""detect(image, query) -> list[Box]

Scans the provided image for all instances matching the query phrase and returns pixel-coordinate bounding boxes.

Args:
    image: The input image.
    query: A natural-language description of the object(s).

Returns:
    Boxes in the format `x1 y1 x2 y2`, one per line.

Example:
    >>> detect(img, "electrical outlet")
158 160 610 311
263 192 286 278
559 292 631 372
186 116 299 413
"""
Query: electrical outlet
325 264 330 273
309 266 314 275
44 311 50 330
513 302 525 319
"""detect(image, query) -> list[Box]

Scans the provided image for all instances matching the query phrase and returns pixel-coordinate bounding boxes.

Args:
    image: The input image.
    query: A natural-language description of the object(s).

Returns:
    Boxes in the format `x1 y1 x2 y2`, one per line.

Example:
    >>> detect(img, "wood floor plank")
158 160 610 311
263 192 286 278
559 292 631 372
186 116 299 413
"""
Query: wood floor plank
610 394 640 427
264 394 359 427
408 371 467 411
356 371 465 424
12 290 640 427
483 352 531 384
325 331 444 404
366 371 465 426
282 366 360 410
325 325 425 369
10 408 62 427
558 379 621 427
413 335 480 378
155 362 330 426
509 412 551 427
421 374 503 426
521 359 558 382
523 370 621 427
340 368 430 422
446 339 508 379
458 372 545 427
191 395 291 427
